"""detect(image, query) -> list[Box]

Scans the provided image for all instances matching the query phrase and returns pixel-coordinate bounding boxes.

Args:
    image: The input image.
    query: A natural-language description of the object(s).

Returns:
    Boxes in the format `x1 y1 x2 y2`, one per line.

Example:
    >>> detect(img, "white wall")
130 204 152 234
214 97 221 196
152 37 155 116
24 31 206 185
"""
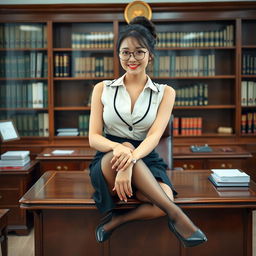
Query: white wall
0 0 253 4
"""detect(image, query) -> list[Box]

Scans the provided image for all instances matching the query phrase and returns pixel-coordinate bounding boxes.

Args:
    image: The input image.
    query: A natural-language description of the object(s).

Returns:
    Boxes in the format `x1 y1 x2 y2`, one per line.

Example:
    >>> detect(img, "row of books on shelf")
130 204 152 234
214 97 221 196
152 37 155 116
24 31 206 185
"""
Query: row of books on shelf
156 25 234 48
173 117 203 136
242 54 256 75
147 54 215 77
241 112 256 134
0 52 47 78
78 114 89 136
71 32 114 49
209 169 250 187
0 82 48 108
0 150 31 167
0 113 49 137
54 54 114 78
241 80 256 106
0 24 47 49
175 83 208 106
56 114 90 136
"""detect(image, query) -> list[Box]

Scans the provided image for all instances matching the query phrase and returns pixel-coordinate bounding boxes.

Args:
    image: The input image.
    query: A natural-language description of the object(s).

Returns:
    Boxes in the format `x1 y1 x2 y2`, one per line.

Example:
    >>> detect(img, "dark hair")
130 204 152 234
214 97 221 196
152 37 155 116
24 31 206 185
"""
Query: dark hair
117 16 157 58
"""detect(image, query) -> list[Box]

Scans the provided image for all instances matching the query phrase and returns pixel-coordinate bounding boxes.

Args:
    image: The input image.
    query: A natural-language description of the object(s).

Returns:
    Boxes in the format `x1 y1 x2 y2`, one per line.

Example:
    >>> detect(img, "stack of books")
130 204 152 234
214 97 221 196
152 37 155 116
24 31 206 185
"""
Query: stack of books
0 151 30 167
56 128 79 136
209 169 250 187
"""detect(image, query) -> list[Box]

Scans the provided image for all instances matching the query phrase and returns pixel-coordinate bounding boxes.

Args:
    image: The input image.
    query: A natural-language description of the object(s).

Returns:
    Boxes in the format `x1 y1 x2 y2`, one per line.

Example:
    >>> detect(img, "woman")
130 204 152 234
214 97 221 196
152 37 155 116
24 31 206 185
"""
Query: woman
89 16 207 247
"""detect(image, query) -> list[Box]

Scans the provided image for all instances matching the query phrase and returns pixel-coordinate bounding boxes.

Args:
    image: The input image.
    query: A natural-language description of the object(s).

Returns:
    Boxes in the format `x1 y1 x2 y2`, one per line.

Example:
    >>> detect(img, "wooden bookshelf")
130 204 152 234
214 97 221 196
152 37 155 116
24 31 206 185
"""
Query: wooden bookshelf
0 2 255 157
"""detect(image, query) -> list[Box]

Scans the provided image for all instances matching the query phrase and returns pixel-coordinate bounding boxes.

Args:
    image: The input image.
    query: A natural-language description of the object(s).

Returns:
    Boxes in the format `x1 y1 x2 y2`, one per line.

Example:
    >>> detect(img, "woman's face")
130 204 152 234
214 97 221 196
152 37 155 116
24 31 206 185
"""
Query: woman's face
119 36 150 75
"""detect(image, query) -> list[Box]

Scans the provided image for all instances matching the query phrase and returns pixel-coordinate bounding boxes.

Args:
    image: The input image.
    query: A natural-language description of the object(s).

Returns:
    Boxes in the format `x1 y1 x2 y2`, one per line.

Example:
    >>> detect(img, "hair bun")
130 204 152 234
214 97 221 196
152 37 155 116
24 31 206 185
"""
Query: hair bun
129 16 157 41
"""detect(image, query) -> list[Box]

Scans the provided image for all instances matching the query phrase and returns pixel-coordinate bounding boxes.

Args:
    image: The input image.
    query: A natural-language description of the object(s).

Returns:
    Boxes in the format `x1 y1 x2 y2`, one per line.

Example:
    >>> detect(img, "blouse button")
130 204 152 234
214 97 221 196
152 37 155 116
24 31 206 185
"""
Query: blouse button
129 126 133 131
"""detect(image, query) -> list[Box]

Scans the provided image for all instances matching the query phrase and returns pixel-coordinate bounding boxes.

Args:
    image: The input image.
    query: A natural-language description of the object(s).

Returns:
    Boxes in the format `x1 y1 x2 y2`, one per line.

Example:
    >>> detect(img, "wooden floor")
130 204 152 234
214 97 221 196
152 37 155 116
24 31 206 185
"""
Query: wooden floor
6 229 34 256
3 211 256 256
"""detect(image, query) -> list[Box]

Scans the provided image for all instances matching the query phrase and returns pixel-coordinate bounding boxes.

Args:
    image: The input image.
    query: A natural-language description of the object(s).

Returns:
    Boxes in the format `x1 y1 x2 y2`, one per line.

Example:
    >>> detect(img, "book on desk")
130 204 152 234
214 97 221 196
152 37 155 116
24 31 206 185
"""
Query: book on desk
0 151 30 167
209 169 250 187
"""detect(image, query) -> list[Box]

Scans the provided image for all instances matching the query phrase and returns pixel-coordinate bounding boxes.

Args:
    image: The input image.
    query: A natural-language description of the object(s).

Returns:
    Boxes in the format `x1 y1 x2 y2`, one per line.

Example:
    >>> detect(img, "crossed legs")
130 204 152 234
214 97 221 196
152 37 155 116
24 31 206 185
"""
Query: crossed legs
100 142 197 238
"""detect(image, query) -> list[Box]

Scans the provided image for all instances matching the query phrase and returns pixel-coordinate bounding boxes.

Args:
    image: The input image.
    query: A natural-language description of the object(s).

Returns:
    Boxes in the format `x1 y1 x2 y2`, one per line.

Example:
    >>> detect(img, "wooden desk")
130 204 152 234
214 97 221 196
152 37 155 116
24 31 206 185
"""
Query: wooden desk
173 145 252 170
36 148 96 174
37 146 252 175
20 170 256 256
0 160 38 234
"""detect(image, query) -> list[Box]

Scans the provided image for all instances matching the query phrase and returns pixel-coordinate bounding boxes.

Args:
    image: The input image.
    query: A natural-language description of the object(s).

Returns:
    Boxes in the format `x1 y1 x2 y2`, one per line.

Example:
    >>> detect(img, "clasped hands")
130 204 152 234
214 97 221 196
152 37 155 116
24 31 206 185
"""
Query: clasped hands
111 144 134 202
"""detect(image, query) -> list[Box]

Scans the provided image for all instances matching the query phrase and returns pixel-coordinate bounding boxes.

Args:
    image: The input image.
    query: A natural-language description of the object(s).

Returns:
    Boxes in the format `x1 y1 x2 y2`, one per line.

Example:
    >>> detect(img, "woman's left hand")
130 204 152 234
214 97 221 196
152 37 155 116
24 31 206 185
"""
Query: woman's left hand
111 144 133 171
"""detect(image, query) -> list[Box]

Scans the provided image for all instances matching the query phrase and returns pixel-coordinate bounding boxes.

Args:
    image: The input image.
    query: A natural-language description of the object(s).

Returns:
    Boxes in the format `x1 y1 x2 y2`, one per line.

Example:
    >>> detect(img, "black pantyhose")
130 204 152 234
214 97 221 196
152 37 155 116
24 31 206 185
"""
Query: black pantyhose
103 160 197 238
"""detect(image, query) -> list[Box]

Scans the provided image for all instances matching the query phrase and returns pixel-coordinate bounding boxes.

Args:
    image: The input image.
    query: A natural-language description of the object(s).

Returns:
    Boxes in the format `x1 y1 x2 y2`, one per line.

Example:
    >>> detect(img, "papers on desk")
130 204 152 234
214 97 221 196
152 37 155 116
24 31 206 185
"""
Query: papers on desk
209 169 250 187
0 151 30 167
1 150 30 160
51 150 74 155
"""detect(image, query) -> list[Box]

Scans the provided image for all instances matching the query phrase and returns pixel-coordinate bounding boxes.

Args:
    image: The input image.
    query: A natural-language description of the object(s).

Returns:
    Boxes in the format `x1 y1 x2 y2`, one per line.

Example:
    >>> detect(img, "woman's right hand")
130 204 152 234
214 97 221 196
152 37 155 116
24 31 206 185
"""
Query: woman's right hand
111 144 133 171
113 167 133 202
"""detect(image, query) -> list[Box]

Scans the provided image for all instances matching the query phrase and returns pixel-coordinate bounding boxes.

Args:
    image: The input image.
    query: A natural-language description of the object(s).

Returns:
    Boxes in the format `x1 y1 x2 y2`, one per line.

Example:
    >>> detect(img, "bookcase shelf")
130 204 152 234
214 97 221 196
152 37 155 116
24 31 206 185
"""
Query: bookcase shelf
174 105 236 110
242 45 256 49
242 106 256 109
242 75 256 78
0 78 48 80
54 107 90 111
0 108 49 111
0 48 47 51
156 47 236 51
53 77 114 80
153 76 236 80
174 133 236 138
53 48 113 52
0 2 255 148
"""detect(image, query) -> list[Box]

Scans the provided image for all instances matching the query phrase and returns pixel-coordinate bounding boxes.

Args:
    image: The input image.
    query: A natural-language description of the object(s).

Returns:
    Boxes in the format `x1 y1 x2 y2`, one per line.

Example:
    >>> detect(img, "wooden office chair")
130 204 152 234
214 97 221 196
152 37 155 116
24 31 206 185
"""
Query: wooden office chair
155 115 174 170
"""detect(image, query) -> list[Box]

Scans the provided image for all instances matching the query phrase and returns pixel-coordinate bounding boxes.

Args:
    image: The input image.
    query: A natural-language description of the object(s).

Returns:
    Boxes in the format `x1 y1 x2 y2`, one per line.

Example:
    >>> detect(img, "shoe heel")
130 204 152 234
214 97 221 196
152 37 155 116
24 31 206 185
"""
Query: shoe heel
168 220 207 248
95 212 114 243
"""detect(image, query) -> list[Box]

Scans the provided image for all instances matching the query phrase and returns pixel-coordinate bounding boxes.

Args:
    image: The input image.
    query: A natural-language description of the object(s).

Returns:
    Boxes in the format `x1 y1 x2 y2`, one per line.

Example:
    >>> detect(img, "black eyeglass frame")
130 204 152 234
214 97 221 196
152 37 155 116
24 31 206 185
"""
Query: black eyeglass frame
118 50 148 61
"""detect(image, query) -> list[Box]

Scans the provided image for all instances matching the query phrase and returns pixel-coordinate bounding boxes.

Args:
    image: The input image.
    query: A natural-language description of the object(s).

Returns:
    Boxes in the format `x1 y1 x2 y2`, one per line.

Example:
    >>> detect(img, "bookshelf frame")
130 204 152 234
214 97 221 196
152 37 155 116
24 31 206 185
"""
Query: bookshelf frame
0 2 255 153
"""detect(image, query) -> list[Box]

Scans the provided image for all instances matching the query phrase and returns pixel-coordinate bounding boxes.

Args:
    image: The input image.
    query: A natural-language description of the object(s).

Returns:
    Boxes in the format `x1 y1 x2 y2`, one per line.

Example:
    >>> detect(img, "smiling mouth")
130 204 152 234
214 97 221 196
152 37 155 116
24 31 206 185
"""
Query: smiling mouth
128 64 139 70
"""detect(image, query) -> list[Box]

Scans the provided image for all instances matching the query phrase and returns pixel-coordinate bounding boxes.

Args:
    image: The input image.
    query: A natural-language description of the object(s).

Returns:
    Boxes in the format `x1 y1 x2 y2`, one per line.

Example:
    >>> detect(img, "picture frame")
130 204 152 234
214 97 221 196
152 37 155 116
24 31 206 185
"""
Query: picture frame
0 120 20 142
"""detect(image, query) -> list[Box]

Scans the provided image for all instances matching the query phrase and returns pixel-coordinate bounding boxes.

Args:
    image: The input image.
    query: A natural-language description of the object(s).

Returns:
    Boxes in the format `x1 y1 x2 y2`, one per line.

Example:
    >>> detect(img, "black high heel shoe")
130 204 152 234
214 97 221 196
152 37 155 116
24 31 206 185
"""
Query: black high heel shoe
168 220 207 247
95 212 114 243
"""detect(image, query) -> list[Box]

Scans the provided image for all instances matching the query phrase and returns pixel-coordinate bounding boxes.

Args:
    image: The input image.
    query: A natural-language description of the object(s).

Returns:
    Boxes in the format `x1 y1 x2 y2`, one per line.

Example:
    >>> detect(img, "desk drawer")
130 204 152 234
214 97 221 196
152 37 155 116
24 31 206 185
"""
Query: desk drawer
40 160 86 172
0 176 19 189
207 159 242 169
174 160 203 170
0 206 23 225
0 189 19 205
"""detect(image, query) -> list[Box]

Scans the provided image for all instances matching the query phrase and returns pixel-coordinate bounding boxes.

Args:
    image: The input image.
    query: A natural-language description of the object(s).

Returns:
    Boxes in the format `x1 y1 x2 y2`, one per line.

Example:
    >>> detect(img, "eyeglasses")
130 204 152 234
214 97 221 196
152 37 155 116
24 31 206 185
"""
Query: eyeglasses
119 50 148 61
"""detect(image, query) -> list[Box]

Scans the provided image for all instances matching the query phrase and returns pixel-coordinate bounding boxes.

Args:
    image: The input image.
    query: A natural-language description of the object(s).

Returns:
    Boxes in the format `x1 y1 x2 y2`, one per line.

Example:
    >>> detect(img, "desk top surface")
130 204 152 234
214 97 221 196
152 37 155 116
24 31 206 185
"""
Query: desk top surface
173 145 252 159
20 170 256 209
36 146 251 160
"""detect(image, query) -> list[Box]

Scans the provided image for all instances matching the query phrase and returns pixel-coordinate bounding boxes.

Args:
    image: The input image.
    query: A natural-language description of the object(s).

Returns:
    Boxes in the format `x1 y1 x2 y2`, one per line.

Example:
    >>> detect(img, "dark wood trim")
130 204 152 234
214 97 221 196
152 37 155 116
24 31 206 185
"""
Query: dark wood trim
0 2 255 156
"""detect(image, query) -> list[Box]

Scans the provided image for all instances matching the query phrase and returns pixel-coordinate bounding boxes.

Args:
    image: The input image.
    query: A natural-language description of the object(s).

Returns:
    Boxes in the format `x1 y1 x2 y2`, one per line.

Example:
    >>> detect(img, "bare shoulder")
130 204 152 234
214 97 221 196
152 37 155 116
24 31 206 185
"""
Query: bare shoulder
92 81 104 98
93 81 104 92
163 85 176 98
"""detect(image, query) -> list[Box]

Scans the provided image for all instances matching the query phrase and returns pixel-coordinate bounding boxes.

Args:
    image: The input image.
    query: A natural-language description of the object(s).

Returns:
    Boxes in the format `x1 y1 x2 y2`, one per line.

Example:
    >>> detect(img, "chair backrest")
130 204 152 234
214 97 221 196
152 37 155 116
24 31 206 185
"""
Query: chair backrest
155 115 173 170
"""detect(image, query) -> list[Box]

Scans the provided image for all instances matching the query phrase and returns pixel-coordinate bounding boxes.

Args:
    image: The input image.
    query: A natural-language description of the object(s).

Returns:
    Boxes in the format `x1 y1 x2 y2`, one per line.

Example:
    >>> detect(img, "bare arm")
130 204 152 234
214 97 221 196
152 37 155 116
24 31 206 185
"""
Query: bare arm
132 86 176 161
88 82 119 152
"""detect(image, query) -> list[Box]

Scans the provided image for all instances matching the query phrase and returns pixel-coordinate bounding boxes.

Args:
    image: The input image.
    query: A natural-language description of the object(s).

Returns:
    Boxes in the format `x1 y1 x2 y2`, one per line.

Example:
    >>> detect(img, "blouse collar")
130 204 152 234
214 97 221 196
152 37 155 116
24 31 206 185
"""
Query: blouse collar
109 74 159 92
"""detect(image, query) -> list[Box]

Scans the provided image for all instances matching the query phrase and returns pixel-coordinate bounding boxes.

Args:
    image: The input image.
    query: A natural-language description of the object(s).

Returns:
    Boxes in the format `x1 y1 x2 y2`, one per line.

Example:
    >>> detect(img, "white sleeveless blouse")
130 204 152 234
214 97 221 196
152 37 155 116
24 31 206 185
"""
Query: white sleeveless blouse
101 74 167 140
